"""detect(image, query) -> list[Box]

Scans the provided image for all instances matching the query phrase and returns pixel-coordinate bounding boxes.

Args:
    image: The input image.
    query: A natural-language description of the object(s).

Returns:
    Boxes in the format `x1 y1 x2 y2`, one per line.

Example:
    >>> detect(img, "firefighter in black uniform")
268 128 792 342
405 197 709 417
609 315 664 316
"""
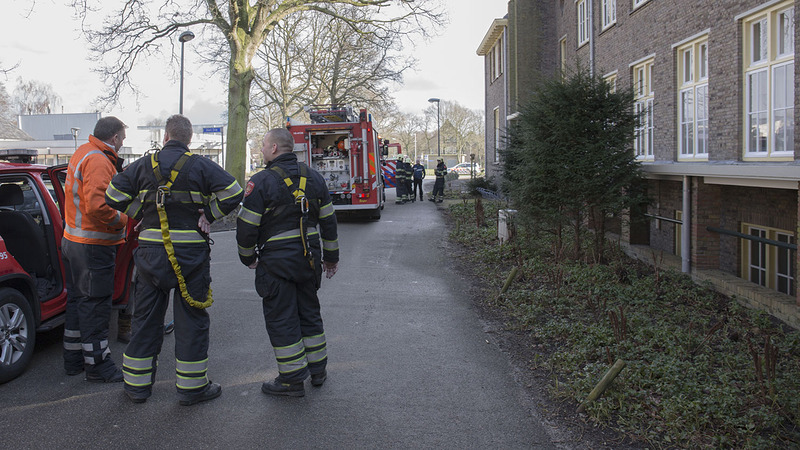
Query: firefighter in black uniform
236 128 339 397
402 156 414 203
105 114 243 405
394 155 406 204
430 157 447 203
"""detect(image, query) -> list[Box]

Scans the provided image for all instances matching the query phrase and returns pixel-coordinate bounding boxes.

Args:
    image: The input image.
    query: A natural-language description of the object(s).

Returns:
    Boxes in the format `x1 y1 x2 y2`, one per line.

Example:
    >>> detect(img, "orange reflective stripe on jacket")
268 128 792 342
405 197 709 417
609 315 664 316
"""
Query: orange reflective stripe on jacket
63 135 127 246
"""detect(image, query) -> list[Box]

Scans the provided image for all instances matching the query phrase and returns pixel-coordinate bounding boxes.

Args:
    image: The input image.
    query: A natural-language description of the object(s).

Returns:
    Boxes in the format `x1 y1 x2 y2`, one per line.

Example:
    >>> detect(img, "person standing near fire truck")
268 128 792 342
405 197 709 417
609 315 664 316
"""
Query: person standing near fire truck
430 157 447 203
236 128 339 397
105 114 243 405
62 116 128 382
412 158 426 202
395 155 407 204
403 156 414 203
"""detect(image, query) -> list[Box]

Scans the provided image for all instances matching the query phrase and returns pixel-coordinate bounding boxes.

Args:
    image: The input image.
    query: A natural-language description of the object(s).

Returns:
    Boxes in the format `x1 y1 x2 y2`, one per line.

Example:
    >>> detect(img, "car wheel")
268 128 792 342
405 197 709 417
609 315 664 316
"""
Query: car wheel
0 287 37 384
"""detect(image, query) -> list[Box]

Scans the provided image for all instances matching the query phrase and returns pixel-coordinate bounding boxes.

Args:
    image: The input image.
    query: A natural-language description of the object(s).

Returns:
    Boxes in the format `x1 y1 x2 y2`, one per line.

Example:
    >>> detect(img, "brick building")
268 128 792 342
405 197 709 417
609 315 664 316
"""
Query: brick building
479 0 800 323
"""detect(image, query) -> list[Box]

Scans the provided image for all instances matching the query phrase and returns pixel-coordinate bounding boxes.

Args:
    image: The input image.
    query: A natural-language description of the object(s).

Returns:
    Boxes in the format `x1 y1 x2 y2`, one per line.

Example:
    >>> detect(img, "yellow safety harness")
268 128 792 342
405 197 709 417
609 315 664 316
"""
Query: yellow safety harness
151 151 213 309
269 165 315 270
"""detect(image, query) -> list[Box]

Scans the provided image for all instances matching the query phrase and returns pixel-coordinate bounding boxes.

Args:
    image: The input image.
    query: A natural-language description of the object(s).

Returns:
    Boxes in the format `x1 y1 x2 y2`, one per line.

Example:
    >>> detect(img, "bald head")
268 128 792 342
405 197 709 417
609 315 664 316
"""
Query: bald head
261 128 295 163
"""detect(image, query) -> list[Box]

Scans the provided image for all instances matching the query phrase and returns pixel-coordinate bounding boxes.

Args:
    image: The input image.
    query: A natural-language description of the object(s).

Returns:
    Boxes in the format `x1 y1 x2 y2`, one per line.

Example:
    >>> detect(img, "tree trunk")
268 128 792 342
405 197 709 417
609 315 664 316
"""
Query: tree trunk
225 58 255 186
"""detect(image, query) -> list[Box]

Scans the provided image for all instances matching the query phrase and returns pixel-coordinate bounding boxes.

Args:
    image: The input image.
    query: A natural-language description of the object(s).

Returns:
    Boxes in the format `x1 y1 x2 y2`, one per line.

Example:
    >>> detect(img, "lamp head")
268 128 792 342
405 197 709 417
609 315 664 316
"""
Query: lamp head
427 98 440 103
179 31 195 43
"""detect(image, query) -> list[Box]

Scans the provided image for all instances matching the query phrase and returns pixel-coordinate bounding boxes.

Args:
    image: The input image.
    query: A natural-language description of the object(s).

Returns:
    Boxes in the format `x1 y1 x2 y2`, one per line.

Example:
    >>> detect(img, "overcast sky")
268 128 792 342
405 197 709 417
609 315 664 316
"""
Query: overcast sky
0 0 507 147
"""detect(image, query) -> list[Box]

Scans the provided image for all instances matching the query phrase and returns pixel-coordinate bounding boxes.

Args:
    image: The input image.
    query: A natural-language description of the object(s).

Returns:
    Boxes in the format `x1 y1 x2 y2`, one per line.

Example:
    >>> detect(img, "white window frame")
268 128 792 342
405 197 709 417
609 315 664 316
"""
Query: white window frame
742 224 796 296
776 232 795 296
633 0 650 10
632 58 654 160
601 0 616 30
677 37 709 160
742 2 795 159
493 107 501 163
577 0 589 47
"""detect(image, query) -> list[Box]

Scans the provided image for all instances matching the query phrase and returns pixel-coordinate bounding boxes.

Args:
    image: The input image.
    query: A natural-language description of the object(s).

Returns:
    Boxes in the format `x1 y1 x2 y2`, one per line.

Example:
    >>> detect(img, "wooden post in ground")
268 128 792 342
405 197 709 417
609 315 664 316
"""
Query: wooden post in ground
577 359 626 413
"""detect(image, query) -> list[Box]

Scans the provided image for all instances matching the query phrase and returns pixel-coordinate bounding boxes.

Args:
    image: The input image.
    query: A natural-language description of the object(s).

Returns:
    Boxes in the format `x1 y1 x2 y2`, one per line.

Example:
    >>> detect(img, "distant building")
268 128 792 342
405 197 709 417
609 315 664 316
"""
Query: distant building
479 0 800 324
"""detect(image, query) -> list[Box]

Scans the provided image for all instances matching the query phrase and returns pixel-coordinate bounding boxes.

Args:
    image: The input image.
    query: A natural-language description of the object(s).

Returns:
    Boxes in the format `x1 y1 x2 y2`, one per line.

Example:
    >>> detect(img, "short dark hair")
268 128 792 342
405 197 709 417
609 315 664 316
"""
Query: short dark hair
93 116 127 141
165 114 193 144
267 128 295 154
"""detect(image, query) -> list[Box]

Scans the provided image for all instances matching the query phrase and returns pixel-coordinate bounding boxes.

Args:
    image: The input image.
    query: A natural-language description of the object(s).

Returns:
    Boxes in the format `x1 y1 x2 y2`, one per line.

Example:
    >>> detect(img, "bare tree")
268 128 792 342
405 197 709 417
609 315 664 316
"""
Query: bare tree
0 81 16 123
13 78 62 115
70 0 444 185
424 100 484 164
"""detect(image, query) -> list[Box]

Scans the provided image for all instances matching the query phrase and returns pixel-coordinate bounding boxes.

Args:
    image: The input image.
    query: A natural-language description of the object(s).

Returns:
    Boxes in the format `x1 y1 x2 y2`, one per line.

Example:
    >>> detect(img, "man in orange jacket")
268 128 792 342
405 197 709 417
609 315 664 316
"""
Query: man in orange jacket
62 116 129 382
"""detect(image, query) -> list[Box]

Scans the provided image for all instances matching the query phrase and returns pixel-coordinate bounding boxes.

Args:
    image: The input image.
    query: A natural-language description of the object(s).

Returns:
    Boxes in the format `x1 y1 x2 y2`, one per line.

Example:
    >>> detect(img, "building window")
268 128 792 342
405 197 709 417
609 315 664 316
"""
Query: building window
560 37 568 76
489 47 496 81
677 37 709 160
743 2 794 159
494 107 501 163
633 0 650 9
742 224 795 296
604 71 617 93
577 0 589 47
602 0 616 30
493 37 503 82
632 58 654 159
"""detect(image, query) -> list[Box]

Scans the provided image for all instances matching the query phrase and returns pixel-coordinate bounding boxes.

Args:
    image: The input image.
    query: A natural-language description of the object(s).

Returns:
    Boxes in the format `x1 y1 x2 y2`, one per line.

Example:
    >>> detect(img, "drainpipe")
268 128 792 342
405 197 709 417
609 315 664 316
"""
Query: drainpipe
589 0 594 76
682 175 691 273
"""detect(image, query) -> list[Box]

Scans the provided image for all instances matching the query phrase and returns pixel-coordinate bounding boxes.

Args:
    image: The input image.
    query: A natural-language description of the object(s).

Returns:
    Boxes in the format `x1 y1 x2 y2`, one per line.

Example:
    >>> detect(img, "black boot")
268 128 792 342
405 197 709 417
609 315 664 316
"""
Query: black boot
261 377 305 397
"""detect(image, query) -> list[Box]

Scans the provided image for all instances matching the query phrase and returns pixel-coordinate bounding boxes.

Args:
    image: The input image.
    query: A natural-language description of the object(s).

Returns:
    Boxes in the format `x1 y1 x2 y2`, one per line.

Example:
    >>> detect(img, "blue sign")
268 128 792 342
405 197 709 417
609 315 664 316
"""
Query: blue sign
203 127 222 133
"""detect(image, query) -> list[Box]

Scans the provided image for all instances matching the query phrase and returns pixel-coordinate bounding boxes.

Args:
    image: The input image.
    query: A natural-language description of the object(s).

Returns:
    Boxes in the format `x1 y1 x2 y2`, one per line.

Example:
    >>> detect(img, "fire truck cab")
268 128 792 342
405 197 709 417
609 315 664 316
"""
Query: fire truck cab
287 106 386 220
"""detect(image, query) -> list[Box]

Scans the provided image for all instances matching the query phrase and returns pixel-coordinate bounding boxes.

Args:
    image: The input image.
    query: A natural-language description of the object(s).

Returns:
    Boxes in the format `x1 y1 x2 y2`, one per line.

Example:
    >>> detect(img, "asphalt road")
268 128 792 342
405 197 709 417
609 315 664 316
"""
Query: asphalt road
0 183 562 449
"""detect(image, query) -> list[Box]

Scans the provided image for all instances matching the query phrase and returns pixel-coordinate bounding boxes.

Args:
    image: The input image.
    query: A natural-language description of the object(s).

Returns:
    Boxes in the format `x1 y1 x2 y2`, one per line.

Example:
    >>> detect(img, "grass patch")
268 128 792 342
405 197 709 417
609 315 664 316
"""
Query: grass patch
446 200 800 448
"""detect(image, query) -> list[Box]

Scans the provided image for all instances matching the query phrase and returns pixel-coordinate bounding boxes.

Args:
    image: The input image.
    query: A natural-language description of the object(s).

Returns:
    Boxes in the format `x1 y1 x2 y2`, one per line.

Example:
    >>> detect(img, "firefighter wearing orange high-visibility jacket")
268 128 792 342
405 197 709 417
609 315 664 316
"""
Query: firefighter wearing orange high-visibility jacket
236 128 339 397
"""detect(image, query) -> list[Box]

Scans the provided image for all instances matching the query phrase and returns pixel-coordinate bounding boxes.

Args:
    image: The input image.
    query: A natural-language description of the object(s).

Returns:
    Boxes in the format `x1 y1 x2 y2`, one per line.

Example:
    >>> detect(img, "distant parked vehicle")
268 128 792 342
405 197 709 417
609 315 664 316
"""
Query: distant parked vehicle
452 162 482 176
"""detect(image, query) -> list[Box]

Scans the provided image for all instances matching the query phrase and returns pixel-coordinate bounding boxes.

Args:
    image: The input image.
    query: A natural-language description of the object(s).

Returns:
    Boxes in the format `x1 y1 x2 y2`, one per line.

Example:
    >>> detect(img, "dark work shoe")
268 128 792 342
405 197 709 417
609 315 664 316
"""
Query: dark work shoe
86 367 124 383
178 382 222 406
126 390 150 404
261 378 305 397
65 365 84 376
310 371 327 387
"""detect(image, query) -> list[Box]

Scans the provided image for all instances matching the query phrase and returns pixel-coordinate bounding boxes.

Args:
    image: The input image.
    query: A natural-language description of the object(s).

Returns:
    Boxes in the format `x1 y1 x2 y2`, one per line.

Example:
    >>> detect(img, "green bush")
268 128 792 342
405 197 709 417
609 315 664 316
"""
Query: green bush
445 200 800 448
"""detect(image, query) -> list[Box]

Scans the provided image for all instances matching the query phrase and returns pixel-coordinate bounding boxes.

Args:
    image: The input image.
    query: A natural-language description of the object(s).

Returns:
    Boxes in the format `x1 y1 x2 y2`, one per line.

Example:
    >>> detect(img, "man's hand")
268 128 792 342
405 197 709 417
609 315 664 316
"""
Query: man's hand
248 261 258 270
323 261 338 279
197 209 211 234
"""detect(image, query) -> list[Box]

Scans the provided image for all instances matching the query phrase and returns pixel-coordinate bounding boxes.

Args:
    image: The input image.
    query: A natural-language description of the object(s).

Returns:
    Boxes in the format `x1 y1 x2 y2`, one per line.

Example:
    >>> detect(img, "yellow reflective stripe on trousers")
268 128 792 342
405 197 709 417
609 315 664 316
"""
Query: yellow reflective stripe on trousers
176 358 209 374
123 354 154 371
303 333 327 364
273 340 305 359
123 370 154 387
278 355 308 374
176 374 209 390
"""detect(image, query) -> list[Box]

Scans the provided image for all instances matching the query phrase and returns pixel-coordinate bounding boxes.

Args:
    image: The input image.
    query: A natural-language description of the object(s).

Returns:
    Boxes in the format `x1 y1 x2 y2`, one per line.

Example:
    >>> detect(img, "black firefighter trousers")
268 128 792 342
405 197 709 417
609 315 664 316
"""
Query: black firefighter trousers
122 244 212 400
62 239 118 378
255 250 327 384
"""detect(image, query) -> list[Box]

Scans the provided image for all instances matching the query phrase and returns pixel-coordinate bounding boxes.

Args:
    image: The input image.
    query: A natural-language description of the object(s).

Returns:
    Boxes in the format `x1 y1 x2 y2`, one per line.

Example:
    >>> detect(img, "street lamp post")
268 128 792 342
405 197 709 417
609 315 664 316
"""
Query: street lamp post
70 127 80 152
179 30 195 115
428 98 440 157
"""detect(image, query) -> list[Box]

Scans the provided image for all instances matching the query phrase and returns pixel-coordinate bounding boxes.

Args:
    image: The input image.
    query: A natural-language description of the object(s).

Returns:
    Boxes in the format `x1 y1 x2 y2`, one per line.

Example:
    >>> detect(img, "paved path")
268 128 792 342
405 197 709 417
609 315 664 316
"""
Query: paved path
0 183 561 449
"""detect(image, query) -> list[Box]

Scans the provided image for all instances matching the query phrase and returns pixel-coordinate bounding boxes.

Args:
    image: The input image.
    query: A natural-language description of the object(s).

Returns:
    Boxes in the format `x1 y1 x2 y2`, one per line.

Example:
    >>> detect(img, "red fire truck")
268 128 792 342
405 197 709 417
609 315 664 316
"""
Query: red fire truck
287 106 386 220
